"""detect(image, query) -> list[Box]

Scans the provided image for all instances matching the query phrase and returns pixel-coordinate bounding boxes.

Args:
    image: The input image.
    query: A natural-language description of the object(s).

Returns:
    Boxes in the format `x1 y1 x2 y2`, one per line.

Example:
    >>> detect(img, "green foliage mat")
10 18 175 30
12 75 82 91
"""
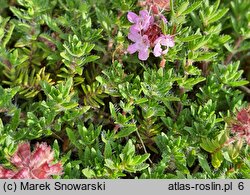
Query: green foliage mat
0 0 250 178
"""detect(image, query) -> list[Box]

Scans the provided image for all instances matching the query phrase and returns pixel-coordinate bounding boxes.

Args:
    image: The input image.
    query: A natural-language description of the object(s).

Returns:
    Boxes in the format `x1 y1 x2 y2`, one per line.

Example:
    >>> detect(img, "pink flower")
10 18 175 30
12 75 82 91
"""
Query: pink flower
126 8 174 60
139 0 171 13
160 14 168 24
127 30 150 61
153 0 170 11
127 10 153 32
232 109 250 145
0 142 63 179
144 24 162 46
153 34 174 57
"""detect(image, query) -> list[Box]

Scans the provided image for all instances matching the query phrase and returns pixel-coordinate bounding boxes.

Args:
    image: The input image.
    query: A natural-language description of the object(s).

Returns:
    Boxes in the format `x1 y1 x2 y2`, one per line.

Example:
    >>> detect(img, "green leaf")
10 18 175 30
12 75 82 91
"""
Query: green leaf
198 154 212 175
80 106 91 113
66 128 78 147
95 76 106 85
222 151 232 162
122 139 135 156
82 168 96 178
135 98 148 104
82 55 100 65
181 1 202 15
105 159 116 170
207 8 229 25
53 140 60 159
0 119 3 134
176 2 189 16
189 36 211 51
179 77 206 90
132 154 150 165
61 102 78 109
179 35 202 42
195 52 217 61
228 80 249 87
200 138 220 153
114 126 137 139
211 151 223 169
175 152 190 174
162 96 180 102
109 102 117 119
187 149 196 167
104 141 113 159
2 21 15 48
9 109 21 131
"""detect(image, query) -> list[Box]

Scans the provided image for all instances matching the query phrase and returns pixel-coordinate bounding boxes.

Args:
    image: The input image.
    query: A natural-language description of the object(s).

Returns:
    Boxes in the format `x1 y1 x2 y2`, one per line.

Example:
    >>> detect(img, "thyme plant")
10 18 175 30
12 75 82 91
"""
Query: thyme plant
0 0 250 178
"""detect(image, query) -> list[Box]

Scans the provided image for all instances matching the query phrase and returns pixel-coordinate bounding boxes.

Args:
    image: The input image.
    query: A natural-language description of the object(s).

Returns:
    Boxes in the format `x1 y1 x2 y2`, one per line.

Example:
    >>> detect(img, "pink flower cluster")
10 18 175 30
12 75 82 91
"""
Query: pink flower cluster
0 142 63 179
127 9 174 61
139 0 170 13
231 108 250 145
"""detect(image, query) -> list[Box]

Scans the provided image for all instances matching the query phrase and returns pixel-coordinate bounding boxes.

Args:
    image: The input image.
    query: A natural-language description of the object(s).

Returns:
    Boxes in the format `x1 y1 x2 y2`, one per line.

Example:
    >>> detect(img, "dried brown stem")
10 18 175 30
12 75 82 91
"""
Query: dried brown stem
238 86 250 96
224 36 244 65
192 164 200 174
201 61 209 76
136 130 154 166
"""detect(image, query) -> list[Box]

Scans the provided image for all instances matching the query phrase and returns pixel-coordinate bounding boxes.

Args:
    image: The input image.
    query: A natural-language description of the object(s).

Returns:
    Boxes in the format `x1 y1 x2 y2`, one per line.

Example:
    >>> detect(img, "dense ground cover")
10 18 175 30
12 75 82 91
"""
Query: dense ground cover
0 0 250 179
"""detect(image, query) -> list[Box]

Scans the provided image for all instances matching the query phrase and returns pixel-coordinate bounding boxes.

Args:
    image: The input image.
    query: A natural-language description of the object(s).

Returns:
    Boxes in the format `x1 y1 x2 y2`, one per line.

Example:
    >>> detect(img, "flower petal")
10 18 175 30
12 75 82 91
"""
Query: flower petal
127 12 138 23
127 43 138 54
159 35 175 47
128 28 141 42
139 10 149 18
160 15 168 23
0 166 16 179
11 142 31 168
246 135 250 145
31 162 63 179
166 37 175 47
138 49 149 61
139 10 153 31
154 0 171 11
12 168 31 179
162 47 169 55
237 109 249 124
153 43 162 57
30 142 54 169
